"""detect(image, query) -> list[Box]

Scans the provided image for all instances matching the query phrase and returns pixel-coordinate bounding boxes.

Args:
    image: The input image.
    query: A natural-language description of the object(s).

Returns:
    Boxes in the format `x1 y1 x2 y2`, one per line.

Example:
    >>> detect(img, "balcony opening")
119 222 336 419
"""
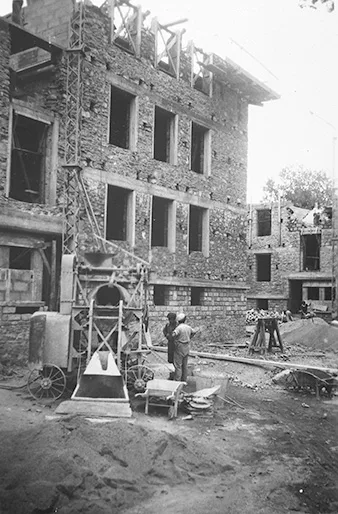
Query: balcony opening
191 122 210 174
302 234 320 271
256 254 271 282
106 185 132 241
257 209 271 236
10 113 48 203
109 86 135 149
151 197 169 247
153 107 176 163
189 205 203 253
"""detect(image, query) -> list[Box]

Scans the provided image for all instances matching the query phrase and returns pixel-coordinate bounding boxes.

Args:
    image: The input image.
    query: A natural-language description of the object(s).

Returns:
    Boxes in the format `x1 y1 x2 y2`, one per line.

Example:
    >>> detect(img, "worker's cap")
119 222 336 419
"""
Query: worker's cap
167 312 176 320
177 312 186 322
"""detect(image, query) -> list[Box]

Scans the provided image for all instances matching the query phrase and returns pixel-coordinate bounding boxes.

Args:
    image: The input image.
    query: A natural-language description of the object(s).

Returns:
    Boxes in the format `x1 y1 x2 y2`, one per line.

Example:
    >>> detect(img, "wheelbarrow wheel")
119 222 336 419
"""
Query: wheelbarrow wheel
125 365 154 393
27 364 66 401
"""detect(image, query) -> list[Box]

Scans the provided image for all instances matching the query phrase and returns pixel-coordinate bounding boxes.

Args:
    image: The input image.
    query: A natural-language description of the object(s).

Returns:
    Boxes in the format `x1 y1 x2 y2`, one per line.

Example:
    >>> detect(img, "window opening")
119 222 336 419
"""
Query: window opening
109 86 134 149
191 287 204 306
153 285 169 306
256 254 271 282
9 246 31 270
324 287 332 301
189 205 203 253
106 185 130 241
257 299 269 310
257 209 271 236
151 196 169 247
153 107 175 163
308 287 319 301
10 113 48 203
302 234 320 271
191 122 208 174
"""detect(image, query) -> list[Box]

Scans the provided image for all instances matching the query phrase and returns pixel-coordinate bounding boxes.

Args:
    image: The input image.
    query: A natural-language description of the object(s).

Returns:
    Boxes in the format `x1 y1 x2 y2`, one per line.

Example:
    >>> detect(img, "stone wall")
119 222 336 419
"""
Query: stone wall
0 22 10 188
25 0 72 47
75 5 249 340
247 202 334 314
0 1 267 363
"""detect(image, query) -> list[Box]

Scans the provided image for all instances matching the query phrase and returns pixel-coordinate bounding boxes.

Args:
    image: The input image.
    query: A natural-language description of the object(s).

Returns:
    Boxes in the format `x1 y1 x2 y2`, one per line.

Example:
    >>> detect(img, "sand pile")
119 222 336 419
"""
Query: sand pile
279 318 338 352
0 417 235 514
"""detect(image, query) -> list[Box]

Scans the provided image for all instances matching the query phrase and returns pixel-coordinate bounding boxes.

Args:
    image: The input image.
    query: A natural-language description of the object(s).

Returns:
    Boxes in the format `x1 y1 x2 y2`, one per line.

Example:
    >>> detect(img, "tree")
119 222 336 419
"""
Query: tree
262 165 333 209
299 0 334 12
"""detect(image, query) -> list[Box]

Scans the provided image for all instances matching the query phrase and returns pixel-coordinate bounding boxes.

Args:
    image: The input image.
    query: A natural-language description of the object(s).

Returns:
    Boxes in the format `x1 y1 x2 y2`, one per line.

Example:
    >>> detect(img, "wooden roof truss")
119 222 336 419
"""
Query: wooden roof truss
108 0 142 57
152 18 182 79
189 42 212 96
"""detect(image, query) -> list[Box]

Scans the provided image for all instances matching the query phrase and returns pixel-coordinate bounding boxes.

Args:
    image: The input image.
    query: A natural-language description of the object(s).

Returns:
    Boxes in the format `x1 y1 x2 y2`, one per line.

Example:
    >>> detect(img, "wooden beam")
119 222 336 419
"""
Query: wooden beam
151 346 338 374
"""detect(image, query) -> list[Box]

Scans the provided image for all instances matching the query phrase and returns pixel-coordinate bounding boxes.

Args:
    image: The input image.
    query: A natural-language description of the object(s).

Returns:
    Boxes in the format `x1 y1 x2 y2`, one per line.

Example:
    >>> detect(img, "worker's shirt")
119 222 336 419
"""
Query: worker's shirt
173 323 196 344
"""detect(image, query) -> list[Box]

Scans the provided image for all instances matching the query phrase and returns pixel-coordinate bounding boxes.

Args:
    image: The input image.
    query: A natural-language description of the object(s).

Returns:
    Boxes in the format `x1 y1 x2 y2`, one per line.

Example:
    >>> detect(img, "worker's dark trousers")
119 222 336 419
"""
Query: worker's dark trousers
174 342 190 382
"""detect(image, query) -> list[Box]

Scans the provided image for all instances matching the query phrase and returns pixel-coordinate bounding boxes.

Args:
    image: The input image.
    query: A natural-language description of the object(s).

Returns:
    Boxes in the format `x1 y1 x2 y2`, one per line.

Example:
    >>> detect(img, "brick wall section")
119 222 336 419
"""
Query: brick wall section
0 23 10 188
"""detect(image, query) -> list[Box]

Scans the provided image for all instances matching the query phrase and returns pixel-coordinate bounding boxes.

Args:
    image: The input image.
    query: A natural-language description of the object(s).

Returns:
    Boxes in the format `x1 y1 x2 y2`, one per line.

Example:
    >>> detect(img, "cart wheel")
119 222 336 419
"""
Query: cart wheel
27 364 66 401
125 365 154 393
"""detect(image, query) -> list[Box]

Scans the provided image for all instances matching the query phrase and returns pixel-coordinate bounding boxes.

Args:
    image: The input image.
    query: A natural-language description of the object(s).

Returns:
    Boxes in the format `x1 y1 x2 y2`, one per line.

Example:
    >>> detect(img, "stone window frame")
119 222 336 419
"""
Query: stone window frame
190 121 211 176
5 100 59 206
255 253 271 282
152 105 178 165
188 205 210 258
153 284 170 306
190 286 205 306
257 208 272 237
108 84 138 151
150 195 176 252
104 184 136 246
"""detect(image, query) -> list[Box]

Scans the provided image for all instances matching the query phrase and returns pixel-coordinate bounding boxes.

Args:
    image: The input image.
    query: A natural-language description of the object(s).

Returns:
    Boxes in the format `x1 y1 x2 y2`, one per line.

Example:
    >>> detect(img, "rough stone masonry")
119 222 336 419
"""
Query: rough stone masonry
0 0 278 364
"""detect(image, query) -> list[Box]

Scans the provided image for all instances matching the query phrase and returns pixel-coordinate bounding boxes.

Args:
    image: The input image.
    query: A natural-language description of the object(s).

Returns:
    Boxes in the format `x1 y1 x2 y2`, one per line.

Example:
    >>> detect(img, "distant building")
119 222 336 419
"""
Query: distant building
247 202 333 318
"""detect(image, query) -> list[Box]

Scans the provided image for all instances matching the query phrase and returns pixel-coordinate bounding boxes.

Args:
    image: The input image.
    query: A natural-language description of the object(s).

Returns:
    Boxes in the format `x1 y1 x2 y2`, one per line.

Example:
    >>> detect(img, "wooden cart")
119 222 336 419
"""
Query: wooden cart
136 379 186 418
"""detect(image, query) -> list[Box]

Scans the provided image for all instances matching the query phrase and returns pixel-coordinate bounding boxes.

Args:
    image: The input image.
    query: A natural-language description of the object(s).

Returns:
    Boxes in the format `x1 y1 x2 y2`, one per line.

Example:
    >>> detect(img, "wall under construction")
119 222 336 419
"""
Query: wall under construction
247 202 333 318
0 0 278 364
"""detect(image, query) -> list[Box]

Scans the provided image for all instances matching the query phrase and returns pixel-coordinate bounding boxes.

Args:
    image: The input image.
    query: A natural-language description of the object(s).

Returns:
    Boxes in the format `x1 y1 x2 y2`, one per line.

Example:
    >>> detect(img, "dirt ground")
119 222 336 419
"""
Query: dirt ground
0 318 338 514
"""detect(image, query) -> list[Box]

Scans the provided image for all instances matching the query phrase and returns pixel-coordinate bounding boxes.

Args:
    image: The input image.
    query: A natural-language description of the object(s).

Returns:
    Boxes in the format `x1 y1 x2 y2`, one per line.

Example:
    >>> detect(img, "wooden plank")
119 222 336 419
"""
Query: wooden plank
55 399 132 418
151 346 338 374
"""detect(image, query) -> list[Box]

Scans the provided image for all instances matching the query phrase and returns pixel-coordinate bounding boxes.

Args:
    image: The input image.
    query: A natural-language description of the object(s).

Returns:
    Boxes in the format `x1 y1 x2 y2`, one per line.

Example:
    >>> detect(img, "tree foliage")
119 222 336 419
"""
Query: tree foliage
262 165 333 209
299 0 334 12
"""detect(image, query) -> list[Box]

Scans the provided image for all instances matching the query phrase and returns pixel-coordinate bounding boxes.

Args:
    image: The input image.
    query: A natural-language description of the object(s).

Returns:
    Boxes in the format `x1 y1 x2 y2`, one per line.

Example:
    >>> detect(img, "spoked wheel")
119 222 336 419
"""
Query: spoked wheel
27 364 67 401
125 365 154 393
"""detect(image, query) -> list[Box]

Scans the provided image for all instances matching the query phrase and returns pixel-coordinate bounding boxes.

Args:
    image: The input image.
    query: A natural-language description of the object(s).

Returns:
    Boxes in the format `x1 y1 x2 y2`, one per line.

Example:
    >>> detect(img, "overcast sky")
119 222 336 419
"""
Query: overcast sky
1 0 337 202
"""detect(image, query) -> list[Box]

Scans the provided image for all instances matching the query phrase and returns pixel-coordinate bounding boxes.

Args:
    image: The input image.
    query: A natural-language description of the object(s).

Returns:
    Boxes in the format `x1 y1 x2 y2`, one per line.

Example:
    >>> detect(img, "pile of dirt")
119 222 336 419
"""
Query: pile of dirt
279 318 338 352
0 416 235 514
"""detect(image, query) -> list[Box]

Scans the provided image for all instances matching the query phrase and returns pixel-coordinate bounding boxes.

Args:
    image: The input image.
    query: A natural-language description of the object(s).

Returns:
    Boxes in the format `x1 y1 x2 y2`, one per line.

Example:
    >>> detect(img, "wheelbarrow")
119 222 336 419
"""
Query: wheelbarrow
136 379 186 418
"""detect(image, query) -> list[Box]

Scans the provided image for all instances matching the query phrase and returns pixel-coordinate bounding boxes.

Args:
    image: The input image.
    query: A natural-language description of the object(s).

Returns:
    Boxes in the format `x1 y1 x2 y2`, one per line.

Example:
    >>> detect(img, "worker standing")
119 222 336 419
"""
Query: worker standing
162 312 177 364
172 313 198 382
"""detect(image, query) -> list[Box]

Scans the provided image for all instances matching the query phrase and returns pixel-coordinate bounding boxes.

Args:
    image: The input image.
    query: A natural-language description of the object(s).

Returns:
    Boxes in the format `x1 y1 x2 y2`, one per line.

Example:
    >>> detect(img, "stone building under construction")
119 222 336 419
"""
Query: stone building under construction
247 201 334 319
0 0 278 364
